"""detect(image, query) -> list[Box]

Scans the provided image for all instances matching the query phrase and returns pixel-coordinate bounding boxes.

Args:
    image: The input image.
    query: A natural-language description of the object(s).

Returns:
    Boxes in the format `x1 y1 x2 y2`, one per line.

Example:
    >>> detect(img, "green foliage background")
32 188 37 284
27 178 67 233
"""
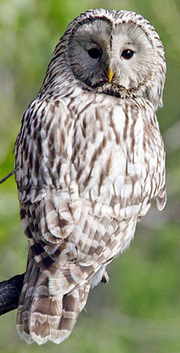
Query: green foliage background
0 0 180 352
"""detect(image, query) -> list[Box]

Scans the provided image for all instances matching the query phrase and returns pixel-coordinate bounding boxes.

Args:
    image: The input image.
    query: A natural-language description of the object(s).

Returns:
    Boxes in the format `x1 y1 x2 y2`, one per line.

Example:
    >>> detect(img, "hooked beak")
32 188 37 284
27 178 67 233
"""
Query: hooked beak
108 68 115 83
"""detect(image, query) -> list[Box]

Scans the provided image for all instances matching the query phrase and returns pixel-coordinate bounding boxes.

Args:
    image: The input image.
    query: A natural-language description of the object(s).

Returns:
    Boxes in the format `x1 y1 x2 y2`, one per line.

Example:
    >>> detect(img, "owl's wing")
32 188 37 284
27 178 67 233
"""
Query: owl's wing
15 98 116 295
15 98 77 274
156 185 167 211
141 114 167 213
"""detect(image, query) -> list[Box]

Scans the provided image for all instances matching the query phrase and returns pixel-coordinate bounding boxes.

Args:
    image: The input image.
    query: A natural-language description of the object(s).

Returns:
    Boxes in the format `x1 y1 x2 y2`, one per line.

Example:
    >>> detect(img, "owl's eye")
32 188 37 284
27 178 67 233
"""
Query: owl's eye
88 48 102 59
121 49 134 60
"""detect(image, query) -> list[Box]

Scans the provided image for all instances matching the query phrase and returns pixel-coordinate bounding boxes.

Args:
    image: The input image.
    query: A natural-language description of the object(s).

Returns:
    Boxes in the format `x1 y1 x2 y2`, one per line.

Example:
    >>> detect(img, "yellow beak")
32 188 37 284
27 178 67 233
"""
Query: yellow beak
108 68 115 83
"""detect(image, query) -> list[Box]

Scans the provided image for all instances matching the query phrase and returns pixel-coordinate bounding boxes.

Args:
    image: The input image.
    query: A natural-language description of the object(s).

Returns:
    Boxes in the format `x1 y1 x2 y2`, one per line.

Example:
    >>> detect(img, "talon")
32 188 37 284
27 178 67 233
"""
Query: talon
101 271 109 284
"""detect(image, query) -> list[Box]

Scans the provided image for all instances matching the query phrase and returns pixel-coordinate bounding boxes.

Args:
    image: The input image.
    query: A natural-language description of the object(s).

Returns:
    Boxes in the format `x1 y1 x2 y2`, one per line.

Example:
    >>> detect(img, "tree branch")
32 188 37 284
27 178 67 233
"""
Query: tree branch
0 273 24 315
0 167 20 185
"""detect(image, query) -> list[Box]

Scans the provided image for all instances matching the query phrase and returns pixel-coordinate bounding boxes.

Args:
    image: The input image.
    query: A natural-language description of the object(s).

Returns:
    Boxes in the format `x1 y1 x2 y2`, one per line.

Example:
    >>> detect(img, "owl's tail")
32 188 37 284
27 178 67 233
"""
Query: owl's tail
16 253 90 345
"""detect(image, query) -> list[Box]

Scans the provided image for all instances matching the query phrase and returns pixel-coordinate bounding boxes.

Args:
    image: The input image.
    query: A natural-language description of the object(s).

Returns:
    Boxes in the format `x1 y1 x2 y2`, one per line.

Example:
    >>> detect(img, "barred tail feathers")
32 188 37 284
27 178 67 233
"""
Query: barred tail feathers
17 253 90 345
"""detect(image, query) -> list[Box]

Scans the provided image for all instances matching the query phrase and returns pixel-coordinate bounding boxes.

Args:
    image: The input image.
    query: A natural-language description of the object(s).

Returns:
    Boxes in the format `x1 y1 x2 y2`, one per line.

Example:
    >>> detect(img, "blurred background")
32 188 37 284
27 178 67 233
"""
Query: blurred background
0 0 180 352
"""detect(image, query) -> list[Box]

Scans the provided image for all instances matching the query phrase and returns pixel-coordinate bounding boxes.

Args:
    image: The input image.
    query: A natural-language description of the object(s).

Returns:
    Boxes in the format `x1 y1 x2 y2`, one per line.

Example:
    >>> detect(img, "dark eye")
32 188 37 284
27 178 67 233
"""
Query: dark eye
121 49 134 60
88 48 102 59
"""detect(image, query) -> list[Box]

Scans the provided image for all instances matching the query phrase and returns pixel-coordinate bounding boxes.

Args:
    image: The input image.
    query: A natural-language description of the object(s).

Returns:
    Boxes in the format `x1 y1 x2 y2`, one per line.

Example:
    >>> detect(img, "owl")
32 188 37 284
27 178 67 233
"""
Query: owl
14 9 166 345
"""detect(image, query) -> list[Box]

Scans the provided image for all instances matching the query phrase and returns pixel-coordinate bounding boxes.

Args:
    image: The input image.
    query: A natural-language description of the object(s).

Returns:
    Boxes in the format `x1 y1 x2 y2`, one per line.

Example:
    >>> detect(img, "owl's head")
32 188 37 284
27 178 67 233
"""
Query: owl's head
43 9 166 110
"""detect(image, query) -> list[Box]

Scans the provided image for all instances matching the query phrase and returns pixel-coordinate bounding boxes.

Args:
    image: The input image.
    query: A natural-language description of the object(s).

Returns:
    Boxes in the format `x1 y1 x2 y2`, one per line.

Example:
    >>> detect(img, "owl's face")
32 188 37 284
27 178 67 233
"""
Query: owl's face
69 18 154 93
43 9 166 109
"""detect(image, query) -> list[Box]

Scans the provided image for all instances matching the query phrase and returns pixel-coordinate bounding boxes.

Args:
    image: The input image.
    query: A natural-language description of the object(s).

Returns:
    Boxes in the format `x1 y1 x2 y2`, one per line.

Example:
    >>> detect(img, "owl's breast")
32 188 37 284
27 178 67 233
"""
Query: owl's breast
70 96 165 220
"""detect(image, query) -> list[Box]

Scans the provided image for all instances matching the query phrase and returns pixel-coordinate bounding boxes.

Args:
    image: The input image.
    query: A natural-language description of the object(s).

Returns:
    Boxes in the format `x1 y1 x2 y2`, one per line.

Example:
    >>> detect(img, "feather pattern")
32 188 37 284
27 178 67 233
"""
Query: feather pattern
15 8 166 345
